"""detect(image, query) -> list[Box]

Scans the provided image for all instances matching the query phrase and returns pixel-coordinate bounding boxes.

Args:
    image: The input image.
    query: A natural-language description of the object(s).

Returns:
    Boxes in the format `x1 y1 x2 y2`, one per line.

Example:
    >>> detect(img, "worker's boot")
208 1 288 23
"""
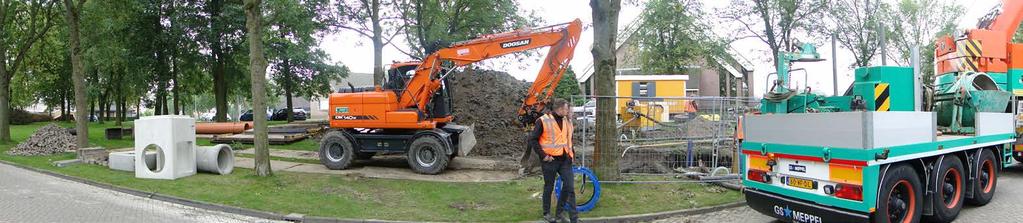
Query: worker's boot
558 212 571 223
543 214 556 223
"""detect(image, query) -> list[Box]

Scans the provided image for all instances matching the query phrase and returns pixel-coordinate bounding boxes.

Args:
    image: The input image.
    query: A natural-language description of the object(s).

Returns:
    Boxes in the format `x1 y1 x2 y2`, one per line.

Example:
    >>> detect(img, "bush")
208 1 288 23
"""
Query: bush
10 109 52 125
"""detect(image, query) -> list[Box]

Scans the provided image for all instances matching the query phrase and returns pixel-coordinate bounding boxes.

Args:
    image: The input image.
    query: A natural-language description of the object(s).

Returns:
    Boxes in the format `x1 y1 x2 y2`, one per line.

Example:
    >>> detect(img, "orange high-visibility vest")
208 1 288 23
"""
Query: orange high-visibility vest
539 114 574 158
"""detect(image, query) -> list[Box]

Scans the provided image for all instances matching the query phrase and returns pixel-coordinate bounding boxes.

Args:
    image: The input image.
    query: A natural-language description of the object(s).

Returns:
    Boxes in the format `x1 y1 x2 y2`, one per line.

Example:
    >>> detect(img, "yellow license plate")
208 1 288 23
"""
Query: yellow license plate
787 177 816 189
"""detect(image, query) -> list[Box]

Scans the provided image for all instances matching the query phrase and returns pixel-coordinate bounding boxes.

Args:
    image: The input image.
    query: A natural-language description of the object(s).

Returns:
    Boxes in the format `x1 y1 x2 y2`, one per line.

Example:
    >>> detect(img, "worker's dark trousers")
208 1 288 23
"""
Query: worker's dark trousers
541 156 577 221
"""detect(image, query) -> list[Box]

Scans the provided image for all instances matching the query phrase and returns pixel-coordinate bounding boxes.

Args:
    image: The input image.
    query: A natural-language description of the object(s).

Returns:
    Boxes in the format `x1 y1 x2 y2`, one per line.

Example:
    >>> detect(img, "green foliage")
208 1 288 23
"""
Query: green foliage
265 0 347 102
720 0 828 71
825 0 894 67
634 0 722 74
395 0 540 58
553 67 583 105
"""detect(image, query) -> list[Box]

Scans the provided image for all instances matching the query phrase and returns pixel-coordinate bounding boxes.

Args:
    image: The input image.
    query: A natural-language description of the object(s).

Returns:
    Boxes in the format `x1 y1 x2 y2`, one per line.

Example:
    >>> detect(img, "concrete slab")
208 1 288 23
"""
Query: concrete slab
234 156 517 182
236 148 519 171
233 157 302 171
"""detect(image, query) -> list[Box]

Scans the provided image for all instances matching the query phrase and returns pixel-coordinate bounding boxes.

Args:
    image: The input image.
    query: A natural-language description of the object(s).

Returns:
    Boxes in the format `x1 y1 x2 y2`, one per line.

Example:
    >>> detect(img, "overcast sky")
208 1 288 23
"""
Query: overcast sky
319 0 1000 98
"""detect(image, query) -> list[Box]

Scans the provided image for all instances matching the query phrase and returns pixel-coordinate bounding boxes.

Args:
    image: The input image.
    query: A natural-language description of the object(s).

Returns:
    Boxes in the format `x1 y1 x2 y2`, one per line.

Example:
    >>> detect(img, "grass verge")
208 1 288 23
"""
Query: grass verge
0 122 741 221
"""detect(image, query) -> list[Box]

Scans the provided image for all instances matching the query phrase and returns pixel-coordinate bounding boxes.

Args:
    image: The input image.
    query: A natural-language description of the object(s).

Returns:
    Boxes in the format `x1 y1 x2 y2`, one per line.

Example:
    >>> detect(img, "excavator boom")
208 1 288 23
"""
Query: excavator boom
398 19 582 123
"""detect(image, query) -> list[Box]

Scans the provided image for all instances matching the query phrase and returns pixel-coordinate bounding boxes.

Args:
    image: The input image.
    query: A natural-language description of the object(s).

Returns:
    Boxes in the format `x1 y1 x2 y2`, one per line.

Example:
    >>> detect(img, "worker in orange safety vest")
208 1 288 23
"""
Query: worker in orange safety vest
529 98 577 223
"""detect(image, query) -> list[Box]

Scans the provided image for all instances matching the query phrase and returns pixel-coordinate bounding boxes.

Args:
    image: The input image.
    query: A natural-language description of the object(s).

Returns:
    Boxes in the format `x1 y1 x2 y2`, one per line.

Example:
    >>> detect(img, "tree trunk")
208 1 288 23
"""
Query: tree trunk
371 0 384 86
98 92 106 124
65 0 88 150
89 97 95 123
283 58 294 123
211 0 229 122
172 54 180 115
0 75 10 142
245 0 272 177
590 0 621 180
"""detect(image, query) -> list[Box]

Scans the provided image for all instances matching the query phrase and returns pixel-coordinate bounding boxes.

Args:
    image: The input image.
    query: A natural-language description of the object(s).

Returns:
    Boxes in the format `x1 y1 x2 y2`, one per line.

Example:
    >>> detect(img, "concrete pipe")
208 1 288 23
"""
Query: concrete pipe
195 122 250 134
196 144 234 175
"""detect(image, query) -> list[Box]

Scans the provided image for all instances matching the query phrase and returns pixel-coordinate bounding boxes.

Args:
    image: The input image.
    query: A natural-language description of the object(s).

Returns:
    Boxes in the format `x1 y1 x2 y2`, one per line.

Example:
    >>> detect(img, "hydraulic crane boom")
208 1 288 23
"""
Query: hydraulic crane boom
399 19 582 123
935 0 1023 75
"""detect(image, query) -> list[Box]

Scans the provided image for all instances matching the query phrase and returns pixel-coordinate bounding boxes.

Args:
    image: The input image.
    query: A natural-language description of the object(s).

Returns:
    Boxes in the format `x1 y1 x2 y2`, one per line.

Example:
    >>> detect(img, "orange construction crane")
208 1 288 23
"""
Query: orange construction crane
935 0 1023 76
321 19 582 174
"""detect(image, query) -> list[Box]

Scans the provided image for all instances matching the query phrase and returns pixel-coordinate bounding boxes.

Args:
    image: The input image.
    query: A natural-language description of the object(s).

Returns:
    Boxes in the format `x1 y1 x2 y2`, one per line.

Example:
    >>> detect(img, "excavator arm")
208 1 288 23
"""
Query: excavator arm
397 19 582 123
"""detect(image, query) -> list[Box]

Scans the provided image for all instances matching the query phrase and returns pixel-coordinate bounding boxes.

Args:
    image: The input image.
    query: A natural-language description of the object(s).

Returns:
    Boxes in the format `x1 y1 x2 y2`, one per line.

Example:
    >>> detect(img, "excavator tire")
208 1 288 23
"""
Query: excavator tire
320 131 355 170
407 135 450 174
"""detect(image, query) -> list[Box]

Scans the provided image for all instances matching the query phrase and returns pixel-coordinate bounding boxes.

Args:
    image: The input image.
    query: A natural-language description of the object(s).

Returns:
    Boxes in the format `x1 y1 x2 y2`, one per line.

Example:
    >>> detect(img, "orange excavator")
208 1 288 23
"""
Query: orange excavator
320 19 582 174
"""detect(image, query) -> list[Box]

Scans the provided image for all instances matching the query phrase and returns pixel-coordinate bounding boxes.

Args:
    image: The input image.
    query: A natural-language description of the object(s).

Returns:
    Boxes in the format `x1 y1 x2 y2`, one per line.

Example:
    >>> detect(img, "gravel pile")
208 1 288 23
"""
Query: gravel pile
448 68 532 158
6 124 77 156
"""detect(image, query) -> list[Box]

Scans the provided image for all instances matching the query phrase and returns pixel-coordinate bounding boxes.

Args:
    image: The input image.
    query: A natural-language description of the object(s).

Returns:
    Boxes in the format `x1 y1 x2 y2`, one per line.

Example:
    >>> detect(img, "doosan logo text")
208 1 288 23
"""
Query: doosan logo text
500 39 530 48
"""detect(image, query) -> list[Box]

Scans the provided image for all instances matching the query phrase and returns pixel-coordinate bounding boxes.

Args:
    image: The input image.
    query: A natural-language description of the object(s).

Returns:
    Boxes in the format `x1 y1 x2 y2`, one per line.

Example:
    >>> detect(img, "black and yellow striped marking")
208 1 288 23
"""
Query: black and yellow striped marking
958 57 979 72
957 39 982 57
955 39 982 72
874 83 890 111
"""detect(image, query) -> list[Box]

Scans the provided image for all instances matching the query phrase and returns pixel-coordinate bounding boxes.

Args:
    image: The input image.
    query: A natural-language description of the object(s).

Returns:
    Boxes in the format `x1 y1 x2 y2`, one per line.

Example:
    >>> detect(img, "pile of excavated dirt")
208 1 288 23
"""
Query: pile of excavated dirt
6 124 76 156
448 68 532 158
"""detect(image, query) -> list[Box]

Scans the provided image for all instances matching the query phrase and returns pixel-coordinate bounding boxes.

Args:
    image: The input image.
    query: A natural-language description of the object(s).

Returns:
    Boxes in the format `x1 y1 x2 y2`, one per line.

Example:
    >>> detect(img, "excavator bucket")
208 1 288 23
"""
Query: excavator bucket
456 124 477 157
443 123 477 157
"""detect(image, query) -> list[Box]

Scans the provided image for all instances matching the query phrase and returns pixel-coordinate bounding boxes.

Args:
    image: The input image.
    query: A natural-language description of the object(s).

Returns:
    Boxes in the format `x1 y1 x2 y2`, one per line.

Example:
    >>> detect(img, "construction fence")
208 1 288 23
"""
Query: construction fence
569 95 758 182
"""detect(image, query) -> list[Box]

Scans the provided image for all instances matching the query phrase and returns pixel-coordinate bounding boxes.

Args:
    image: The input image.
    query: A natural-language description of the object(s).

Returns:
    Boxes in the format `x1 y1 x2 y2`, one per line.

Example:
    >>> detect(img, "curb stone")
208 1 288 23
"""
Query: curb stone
0 159 745 223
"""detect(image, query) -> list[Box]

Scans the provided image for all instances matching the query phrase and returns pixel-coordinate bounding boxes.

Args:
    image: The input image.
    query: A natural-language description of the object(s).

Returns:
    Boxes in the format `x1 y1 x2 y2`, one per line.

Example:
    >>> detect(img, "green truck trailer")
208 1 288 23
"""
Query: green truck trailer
741 43 1019 222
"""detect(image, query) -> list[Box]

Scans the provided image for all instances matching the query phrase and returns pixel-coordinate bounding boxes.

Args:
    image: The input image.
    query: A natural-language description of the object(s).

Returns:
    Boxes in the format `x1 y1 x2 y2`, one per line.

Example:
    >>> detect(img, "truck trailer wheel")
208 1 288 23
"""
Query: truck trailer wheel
967 149 998 206
407 135 449 174
873 164 922 223
926 155 964 223
320 131 355 170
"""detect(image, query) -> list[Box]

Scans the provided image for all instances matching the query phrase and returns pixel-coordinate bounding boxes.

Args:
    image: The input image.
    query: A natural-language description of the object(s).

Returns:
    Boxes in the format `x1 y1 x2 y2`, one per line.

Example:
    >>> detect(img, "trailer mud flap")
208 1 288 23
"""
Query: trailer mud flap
744 188 869 223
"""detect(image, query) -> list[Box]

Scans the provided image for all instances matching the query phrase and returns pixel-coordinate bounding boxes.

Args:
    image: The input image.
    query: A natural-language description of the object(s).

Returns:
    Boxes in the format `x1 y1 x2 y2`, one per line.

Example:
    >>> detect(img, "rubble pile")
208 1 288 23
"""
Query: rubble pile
6 124 77 156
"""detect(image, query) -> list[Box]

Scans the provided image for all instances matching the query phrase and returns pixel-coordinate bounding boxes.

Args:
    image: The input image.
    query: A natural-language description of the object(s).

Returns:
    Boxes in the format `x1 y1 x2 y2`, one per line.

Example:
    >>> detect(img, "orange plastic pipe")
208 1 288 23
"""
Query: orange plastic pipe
196 122 250 134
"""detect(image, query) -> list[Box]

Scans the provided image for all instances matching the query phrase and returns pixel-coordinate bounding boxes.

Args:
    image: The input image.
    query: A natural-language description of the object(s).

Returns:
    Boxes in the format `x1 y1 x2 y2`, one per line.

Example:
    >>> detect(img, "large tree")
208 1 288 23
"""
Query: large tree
395 0 538 58
266 0 347 122
720 0 828 72
206 0 249 122
63 0 87 149
244 0 271 176
887 0 962 86
0 0 58 141
591 0 621 180
825 0 893 67
335 0 399 85
635 0 723 74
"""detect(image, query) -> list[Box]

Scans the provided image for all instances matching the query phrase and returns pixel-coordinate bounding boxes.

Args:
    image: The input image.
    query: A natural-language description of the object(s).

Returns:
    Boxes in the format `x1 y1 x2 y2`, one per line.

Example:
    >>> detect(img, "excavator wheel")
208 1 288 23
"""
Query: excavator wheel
407 135 450 174
320 131 356 170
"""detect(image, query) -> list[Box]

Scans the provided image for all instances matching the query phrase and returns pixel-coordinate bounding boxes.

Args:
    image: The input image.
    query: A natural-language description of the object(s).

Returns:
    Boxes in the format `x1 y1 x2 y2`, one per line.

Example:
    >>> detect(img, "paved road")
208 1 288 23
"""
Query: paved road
0 162 277 223
653 164 1023 223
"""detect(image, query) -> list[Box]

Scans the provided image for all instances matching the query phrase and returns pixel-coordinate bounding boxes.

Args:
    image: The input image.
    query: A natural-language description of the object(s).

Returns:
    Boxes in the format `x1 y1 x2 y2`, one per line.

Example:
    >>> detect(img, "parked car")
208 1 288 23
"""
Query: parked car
270 108 308 121
238 109 273 121
198 112 215 122
572 99 595 117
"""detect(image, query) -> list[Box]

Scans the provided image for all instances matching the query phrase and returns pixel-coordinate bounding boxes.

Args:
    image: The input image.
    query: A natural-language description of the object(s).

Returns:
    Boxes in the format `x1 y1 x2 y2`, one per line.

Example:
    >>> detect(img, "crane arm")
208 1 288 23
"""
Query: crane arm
978 0 1023 40
397 19 582 121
